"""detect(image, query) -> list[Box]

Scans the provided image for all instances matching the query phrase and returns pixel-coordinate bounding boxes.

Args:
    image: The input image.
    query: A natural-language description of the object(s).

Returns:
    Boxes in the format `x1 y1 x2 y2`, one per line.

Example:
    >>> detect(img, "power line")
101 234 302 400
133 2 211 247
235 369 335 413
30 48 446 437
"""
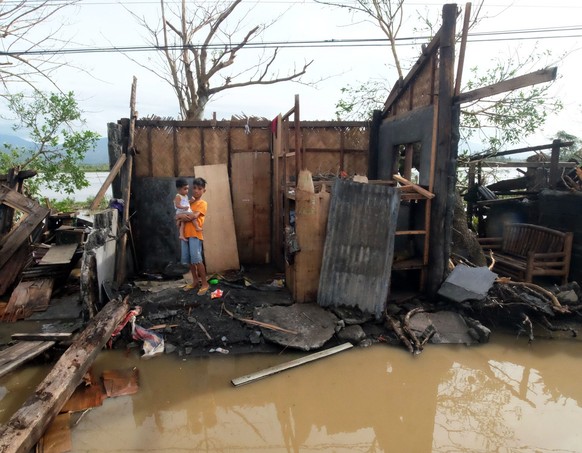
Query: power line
2 25 581 56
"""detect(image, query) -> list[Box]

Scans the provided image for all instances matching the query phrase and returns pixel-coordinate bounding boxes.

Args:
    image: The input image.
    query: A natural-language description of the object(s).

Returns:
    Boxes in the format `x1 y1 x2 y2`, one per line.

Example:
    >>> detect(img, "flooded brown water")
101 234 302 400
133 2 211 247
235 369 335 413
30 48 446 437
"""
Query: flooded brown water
2 333 582 452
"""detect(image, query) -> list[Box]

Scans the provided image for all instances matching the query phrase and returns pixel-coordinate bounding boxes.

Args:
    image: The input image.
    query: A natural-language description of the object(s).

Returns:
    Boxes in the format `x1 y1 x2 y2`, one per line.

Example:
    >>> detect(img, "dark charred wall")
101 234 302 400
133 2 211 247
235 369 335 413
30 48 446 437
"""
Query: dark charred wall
377 106 434 184
538 190 582 284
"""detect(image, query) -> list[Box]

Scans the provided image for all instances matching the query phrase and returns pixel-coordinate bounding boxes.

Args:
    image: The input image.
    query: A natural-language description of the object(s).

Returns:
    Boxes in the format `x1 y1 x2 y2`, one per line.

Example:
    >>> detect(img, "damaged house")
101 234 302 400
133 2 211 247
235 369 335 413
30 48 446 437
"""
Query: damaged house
1 3 582 451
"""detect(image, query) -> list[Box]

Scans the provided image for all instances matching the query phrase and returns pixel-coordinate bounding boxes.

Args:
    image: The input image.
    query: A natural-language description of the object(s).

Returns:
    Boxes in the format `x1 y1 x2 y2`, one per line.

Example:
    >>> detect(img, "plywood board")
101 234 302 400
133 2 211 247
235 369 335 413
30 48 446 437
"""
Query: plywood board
231 152 271 263
318 179 400 318
194 164 240 273
39 243 78 265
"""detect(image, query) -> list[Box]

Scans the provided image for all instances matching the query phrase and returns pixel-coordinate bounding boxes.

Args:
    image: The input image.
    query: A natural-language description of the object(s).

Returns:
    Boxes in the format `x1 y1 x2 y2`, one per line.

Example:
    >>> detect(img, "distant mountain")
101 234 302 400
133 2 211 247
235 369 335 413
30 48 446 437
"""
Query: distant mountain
0 134 109 165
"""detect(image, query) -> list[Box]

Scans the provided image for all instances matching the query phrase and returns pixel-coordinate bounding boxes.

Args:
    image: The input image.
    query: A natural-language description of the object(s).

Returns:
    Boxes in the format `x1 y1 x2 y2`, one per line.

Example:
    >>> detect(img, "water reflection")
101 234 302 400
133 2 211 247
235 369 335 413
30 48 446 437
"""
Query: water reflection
2 334 582 452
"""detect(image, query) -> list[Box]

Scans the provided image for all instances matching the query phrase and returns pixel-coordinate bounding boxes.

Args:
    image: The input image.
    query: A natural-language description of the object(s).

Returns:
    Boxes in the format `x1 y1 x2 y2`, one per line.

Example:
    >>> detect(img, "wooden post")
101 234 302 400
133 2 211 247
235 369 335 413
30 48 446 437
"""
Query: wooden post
427 4 456 296
467 163 476 230
549 139 561 189
454 3 472 97
0 296 130 453
294 94 301 178
115 77 137 285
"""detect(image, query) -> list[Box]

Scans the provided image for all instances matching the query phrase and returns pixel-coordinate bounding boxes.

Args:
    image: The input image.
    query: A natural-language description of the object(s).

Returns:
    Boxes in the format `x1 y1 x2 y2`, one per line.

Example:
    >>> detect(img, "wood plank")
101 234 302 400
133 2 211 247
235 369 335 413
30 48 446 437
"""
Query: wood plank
11 333 73 342
194 163 240 273
0 341 56 379
393 174 435 199
454 67 557 104
231 343 353 387
0 296 129 453
231 152 271 264
39 244 78 265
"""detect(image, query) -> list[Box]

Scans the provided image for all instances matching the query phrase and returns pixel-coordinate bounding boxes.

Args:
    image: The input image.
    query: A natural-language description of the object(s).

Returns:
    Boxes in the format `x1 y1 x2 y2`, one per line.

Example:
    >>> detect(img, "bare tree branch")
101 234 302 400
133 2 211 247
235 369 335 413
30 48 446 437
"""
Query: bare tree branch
128 0 312 120
0 1 80 93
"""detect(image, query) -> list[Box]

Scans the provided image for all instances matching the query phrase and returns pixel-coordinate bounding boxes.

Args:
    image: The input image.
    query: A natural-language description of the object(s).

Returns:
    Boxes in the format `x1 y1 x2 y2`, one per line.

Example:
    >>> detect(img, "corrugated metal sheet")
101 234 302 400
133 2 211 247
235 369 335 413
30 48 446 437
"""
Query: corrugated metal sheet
317 179 400 318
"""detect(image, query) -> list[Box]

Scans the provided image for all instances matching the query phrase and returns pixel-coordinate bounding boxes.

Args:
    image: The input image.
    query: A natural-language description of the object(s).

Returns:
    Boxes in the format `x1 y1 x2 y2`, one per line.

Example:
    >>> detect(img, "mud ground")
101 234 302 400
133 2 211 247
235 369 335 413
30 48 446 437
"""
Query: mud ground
115 265 389 358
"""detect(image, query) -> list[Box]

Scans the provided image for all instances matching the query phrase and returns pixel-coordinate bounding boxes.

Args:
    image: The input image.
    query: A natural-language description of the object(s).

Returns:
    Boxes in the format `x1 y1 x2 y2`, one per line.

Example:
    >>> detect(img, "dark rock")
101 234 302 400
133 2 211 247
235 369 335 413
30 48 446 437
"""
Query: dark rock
337 325 366 343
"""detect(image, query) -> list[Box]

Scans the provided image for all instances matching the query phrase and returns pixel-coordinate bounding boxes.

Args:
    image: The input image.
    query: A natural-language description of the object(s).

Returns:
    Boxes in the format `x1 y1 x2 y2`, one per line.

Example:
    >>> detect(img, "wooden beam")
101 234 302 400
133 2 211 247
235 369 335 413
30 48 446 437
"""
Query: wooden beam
454 67 557 104
393 174 435 199
0 296 129 453
468 140 574 161
231 343 353 387
89 153 126 211
459 161 576 168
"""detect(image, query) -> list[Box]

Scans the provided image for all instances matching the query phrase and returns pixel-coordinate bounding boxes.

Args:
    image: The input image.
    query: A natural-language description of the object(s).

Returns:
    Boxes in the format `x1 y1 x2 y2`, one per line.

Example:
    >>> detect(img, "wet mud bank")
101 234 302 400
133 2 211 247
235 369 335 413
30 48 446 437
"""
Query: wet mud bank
115 266 582 359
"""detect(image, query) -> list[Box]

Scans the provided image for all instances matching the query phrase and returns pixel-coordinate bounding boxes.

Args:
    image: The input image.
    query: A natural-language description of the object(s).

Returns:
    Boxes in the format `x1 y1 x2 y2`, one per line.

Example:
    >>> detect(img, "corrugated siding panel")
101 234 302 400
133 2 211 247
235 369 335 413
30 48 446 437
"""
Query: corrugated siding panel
318 179 400 318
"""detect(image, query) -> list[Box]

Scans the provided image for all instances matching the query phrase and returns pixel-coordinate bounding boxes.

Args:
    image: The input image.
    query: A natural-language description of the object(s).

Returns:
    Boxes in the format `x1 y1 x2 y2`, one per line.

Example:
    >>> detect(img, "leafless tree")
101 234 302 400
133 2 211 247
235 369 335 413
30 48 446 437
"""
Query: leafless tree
128 0 313 120
316 0 406 79
0 1 80 93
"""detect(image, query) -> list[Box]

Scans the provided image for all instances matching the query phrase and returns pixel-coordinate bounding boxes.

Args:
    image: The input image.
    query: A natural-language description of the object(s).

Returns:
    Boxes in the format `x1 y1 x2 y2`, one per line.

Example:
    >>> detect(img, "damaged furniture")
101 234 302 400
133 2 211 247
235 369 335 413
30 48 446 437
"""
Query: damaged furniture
479 223 573 284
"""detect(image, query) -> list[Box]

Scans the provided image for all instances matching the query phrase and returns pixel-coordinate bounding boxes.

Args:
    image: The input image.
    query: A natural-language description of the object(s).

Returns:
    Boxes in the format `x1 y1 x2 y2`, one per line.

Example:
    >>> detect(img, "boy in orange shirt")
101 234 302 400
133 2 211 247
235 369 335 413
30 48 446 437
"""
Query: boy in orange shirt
177 177 209 295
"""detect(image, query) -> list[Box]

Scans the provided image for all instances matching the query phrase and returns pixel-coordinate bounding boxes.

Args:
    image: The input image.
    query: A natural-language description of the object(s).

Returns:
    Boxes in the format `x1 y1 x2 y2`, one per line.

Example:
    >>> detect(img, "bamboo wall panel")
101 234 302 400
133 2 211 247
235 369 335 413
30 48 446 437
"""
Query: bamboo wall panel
176 128 202 173
343 153 368 175
230 127 271 152
344 128 369 149
203 129 229 165
393 55 437 114
133 128 149 177
304 151 342 175
151 128 174 177
231 152 271 263
303 129 341 149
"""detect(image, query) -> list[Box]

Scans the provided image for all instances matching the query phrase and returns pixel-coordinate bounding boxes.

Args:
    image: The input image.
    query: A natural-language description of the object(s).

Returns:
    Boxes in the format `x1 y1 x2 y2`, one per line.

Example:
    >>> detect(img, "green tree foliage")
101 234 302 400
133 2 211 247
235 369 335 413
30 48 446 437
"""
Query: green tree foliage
0 91 100 197
553 130 581 161
460 50 563 153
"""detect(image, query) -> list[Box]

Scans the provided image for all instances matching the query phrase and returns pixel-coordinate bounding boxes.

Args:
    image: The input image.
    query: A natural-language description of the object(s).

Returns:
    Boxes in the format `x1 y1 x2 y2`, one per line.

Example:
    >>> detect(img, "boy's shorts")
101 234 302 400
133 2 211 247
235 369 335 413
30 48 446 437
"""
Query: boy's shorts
181 237 203 265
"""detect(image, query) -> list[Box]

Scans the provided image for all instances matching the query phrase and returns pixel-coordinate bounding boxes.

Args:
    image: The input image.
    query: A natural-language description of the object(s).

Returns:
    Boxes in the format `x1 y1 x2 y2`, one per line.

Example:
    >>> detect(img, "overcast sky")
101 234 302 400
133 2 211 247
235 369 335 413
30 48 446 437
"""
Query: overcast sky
1 0 581 148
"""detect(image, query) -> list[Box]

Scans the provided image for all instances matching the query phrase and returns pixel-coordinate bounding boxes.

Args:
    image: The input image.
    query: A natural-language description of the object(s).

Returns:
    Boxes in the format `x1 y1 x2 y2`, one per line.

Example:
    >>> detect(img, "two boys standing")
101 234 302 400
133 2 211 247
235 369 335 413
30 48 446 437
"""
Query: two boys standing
174 177 209 296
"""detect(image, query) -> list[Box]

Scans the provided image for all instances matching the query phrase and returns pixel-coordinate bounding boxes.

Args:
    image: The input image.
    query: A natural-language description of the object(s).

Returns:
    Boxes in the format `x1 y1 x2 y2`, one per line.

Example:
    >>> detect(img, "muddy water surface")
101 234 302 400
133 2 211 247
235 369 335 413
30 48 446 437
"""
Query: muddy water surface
2 333 582 452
